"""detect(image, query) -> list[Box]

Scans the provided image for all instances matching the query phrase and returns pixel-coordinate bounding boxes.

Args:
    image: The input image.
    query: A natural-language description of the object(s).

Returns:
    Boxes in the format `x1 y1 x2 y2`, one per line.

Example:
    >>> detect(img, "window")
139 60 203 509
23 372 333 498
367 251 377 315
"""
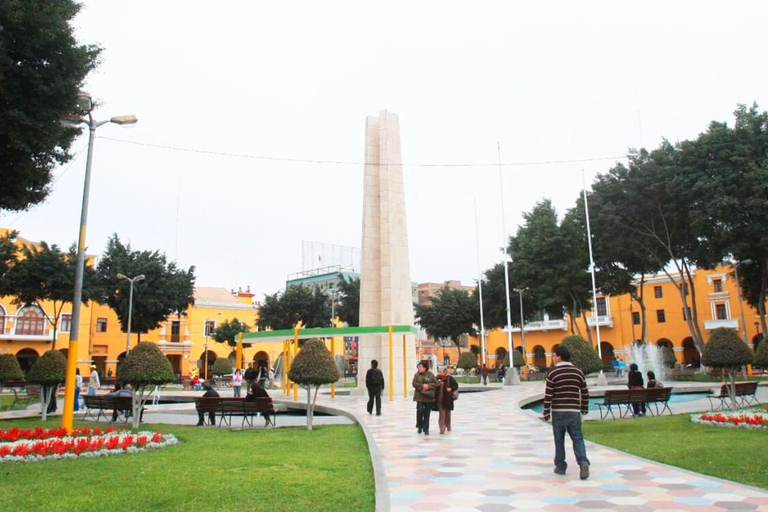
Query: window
17 306 46 335
204 320 216 337
715 304 727 320
596 297 607 317
656 310 666 323
713 279 723 293
60 314 72 333
171 320 180 342
96 318 107 332
654 286 663 299
632 312 640 325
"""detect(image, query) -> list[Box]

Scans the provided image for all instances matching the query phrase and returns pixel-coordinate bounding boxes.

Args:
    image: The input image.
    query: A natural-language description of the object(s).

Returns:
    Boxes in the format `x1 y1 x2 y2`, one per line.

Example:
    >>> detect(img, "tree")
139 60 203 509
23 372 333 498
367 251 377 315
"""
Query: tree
118 341 175 428
754 339 768 369
0 353 23 383
659 345 677 368
210 358 233 386
560 335 603 375
702 328 754 409
0 230 19 294
502 349 525 368
335 274 360 326
415 287 478 355
457 352 477 371
0 1 101 211
26 349 66 420
257 284 331 330
479 263 541 330
287 338 340 430
469 344 480 356
211 318 249 347
97 235 196 342
6 242 99 349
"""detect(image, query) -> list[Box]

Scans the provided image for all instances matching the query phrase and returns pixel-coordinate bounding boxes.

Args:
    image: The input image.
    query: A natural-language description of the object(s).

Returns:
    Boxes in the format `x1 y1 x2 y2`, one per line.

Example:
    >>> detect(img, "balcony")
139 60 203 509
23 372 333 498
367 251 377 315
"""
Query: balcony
704 319 738 330
587 315 613 327
509 319 568 332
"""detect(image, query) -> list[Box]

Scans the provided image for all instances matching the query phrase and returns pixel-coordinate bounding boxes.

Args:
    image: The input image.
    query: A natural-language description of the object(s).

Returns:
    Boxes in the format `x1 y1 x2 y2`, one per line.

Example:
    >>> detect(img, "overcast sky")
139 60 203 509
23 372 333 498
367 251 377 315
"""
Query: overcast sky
4 1 768 300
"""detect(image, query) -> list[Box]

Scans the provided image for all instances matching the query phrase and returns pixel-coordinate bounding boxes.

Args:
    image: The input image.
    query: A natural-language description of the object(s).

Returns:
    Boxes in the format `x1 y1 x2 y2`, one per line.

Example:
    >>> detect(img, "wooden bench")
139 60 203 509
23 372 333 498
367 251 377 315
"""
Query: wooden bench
708 382 759 411
194 397 277 428
0 381 40 409
82 395 134 423
596 387 673 419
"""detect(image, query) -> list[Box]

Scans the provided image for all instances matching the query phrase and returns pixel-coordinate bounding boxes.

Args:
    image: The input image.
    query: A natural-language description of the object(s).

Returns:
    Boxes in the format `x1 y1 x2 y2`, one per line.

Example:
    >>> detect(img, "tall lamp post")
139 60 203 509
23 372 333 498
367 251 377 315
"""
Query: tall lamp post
514 288 528 357
60 92 137 434
731 259 752 345
116 273 145 355
497 143 515 385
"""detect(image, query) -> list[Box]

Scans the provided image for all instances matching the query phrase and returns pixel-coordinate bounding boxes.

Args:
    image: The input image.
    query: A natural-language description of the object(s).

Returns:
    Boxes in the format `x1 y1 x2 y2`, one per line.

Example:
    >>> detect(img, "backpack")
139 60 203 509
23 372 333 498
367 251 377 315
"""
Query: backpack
370 369 384 388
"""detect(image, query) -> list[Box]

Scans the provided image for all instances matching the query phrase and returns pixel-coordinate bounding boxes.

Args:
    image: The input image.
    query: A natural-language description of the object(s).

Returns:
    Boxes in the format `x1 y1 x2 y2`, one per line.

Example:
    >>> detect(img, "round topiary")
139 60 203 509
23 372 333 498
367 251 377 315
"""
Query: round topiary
26 350 66 385
502 349 525 368
119 342 176 388
457 351 478 371
560 335 603 375
754 338 768 368
0 353 23 383
659 345 677 368
211 358 233 376
288 338 340 386
701 328 753 370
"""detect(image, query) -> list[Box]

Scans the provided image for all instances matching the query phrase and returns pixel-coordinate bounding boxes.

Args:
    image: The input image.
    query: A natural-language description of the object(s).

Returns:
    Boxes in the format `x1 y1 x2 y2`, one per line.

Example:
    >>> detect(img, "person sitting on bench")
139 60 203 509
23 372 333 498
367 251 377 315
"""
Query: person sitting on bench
245 382 271 424
108 383 134 421
197 382 220 426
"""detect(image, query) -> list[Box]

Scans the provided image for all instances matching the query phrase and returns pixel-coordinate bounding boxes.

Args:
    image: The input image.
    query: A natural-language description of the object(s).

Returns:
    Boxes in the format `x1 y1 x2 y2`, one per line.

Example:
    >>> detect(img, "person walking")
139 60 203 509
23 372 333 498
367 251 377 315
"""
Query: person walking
542 345 590 480
196 382 220 426
412 362 438 435
232 369 243 397
627 363 646 416
74 368 83 412
436 368 459 434
481 364 489 385
88 365 100 396
617 358 626 378
365 360 385 416
244 363 257 386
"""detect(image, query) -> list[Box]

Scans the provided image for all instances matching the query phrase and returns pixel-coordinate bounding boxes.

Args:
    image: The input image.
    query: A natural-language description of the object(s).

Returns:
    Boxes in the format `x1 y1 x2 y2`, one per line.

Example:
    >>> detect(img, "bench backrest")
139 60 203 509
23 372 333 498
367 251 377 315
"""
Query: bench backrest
603 389 630 404
718 381 759 396
243 397 275 413
645 387 672 402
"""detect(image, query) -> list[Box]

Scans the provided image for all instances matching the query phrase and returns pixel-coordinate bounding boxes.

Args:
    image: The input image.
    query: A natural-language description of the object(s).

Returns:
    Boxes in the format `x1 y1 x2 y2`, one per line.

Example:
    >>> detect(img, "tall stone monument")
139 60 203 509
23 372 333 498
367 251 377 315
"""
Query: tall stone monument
359 110 417 398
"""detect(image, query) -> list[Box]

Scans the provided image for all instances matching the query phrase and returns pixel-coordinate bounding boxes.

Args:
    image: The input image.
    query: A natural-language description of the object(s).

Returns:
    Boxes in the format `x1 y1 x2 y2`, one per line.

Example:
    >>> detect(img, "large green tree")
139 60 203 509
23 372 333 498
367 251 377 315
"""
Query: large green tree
6 242 99 349
0 0 101 211
257 284 331 330
335 274 360 327
415 287 478 354
96 235 196 342
0 230 19 294
211 318 249 347
479 263 540 330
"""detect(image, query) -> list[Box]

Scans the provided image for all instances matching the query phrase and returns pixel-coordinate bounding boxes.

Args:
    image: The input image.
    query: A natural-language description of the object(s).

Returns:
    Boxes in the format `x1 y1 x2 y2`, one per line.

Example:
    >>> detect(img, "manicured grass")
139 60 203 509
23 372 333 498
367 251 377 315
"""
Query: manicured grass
0 394 38 410
583 413 768 489
0 418 375 512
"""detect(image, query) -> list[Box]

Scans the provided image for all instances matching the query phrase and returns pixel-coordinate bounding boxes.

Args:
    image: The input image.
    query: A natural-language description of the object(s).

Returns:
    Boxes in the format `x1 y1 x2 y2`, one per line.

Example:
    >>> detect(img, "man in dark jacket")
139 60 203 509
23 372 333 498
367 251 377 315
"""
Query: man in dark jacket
244 363 257 385
365 360 385 416
197 382 220 426
543 345 590 480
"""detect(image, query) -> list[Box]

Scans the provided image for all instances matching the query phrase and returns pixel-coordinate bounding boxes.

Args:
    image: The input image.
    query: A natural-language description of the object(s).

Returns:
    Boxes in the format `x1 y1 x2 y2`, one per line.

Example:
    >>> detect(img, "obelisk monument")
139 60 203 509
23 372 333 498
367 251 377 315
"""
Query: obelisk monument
359 110 416 398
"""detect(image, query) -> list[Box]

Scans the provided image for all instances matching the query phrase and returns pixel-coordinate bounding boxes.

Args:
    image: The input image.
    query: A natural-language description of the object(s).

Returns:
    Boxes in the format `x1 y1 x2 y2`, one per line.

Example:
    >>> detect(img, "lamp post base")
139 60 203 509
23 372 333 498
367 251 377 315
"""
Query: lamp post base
597 371 608 387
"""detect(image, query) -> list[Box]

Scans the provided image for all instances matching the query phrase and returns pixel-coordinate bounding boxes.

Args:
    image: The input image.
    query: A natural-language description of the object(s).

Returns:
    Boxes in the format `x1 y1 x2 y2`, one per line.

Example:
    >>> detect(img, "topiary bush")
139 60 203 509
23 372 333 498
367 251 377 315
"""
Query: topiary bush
457 352 478 371
288 338 340 430
659 345 677 368
119 342 176 428
211 358 233 376
702 328 754 409
561 335 603 375
27 350 66 420
469 344 480 356
0 353 23 383
502 349 525 368
755 339 768 369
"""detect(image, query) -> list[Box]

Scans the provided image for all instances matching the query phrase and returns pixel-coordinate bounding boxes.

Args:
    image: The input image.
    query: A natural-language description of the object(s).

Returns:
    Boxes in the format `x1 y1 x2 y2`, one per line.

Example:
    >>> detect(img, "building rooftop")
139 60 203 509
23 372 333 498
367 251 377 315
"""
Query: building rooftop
194 287 254 310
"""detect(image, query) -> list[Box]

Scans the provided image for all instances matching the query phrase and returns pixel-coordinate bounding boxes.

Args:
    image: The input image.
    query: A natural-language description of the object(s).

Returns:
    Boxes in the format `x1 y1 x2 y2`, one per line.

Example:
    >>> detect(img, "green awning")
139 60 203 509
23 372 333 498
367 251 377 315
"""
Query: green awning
241 325 418 344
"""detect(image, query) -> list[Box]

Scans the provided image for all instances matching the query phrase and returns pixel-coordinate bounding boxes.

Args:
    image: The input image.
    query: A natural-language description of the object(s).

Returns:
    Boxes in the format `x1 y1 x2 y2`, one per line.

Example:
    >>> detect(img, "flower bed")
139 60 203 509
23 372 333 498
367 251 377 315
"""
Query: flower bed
0 426 119 443
692 409 768 430
0 429 178 463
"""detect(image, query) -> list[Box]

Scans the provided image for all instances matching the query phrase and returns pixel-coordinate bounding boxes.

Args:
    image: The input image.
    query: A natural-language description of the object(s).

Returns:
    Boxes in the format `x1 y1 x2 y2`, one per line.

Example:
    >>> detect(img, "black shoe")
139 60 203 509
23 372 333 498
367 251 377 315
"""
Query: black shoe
424 430 429 436
376 412 381 416
554 467 566 475
580 464 590 480
196 422 204 426
417 428 422 434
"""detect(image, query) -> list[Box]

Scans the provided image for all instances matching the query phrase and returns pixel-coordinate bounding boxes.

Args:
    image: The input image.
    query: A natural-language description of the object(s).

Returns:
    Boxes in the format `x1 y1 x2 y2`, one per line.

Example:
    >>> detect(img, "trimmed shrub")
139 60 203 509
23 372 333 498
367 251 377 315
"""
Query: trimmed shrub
755 338 768 368
0 353 23 383
118 342 175 428
561 335 603 375
660 345 677 367
469 344 480 356
288 338 340 430
27 350 66 420
502 350 526 368
211 358 233 377
457 352 478 371
702 328 754 410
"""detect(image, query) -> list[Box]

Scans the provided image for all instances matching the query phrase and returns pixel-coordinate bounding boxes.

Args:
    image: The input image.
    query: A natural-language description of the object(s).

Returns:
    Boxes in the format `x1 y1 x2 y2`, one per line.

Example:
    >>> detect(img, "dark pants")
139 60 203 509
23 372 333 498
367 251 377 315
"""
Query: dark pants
416 401 432 433
198 411 216 425
552 412 590 470
367 388 381 415
45 386 58 413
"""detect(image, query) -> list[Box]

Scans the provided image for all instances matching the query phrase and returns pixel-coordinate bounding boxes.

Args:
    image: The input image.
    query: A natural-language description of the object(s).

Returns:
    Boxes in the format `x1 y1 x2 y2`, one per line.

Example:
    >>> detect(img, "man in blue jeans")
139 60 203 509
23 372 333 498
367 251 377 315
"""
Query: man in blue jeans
542 345 590 480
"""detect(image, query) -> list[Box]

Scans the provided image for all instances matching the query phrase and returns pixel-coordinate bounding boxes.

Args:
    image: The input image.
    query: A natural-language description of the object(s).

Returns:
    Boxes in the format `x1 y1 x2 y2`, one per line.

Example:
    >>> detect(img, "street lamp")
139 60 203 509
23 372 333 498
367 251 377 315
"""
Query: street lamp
731 259 752 345
497 143 515 386
116 273 145 355
61 92 137 434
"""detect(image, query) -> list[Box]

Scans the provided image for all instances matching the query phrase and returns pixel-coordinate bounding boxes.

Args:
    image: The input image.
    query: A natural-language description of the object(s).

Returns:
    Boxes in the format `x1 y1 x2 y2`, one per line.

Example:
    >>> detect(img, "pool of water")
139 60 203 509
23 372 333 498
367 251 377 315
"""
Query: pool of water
523 391 710 414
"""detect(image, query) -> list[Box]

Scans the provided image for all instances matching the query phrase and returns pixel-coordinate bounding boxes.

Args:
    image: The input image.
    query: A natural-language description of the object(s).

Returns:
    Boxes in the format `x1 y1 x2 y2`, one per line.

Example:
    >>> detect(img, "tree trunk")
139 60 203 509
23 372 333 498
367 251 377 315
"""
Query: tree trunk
580 309 593 345
728 370 737 411
306 386 312 430
132 387 150 429
637 274 648 343
40 386 53 421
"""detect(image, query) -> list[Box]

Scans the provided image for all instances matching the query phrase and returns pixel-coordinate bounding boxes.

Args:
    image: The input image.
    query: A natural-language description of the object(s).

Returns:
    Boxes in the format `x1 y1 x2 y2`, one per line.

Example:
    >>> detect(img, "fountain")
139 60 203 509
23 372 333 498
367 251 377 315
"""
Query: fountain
628 343 669 384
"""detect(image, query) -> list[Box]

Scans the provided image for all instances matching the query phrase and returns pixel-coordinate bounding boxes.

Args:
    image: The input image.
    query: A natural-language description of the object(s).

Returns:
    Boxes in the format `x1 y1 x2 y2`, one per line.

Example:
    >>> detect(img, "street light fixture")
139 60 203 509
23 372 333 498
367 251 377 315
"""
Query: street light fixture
731 259 752 344
61 92 137 434
116 273 145 355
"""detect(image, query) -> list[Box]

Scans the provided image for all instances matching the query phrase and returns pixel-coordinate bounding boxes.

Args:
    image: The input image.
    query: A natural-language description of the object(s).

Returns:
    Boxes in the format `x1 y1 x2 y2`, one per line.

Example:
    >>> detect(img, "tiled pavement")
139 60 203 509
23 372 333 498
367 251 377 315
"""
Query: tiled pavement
313 383 768 512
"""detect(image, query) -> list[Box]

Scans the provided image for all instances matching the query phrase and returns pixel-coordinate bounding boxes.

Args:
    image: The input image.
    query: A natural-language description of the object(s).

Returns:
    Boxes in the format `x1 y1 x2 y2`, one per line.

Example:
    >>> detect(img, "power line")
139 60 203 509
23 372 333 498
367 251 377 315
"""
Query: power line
98 136 629 168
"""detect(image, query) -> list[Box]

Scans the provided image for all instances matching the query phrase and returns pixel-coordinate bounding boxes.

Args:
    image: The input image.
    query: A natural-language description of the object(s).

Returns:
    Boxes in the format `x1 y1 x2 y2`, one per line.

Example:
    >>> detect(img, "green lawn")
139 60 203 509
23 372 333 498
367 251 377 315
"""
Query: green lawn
0 418 375 512
583 413 768 489
0 394 38 410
